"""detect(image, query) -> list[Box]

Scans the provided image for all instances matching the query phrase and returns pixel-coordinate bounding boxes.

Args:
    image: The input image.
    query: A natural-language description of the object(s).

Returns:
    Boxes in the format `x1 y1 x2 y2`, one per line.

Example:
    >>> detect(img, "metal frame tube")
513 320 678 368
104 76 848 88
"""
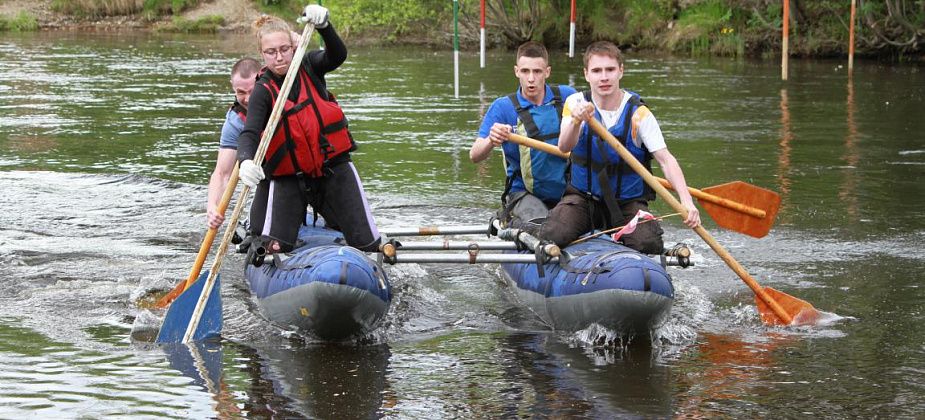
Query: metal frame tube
385 253 558 264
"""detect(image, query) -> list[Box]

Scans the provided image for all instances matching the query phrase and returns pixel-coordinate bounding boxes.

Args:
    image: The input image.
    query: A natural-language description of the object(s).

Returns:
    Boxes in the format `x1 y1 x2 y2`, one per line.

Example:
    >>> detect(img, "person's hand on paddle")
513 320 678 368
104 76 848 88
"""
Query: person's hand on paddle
487 123 512 147
567 95 594 126
680 199 701 228
299 4 329 28
239 160 265 189
206 204 224 229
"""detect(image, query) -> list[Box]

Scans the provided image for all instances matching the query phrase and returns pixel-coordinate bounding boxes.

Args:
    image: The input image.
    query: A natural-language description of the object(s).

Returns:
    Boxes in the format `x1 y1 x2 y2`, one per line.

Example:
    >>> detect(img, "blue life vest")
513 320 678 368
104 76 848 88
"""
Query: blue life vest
569 90 654 225
501 85 568 205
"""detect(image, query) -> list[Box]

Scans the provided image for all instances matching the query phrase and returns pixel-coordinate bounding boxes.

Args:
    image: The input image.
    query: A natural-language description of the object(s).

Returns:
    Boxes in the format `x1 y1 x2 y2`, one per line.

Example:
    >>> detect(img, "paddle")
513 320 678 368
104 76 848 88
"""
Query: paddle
506 133 780 238
584 117 819 326
156 23 318 343
155 163 240 309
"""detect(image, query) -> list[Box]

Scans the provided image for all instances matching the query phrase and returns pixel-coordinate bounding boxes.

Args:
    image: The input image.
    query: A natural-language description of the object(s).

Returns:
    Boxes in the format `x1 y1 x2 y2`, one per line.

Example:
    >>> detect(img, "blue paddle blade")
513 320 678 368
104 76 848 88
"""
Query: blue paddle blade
156 270 223 343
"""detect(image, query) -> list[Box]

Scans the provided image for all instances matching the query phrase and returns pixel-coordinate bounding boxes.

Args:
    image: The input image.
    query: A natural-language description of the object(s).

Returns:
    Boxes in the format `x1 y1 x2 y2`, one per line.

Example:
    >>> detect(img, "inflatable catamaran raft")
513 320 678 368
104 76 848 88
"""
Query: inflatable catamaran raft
244 218 392 340
378 219 690 335
238 216 688 339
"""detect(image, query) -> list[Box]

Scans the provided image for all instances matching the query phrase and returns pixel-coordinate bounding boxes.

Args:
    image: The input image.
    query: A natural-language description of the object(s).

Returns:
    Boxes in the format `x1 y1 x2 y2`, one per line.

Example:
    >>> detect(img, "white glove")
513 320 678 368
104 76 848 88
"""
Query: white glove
299 4 329 28
239 160 265 189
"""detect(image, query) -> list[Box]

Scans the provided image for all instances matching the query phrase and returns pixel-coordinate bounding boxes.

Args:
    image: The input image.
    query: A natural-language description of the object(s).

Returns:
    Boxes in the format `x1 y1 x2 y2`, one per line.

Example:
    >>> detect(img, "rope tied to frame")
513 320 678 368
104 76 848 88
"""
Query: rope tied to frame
568 212 682 247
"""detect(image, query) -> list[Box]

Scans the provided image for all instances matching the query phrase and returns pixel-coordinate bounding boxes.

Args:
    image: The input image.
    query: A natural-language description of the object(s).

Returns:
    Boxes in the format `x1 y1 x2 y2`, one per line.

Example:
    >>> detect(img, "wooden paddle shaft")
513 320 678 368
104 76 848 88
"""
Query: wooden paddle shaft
184 163 239 288
586 118 793 325
157 26 318 311
154 162 241 308
508 133 568 158
506 133 766 219
181 24 318 342
656 178 765 218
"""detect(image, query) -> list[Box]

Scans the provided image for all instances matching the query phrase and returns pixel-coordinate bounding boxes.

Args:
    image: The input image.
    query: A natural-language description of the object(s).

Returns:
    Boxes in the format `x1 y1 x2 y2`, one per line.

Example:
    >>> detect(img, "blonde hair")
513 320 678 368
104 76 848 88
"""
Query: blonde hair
253 15 291 50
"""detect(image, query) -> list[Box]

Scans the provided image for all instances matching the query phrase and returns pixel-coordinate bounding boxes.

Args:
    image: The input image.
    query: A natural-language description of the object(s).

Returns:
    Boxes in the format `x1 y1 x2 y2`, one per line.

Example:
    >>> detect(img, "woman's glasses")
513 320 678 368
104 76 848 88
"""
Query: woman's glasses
262 44 294 57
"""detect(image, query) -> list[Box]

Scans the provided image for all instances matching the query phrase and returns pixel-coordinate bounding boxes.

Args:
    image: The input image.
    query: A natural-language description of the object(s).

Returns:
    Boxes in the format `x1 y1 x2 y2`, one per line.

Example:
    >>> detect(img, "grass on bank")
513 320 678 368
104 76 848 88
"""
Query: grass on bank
667 0 744 56
155 14 224 33
50 0 201 20
0 12 39 32
257 0 445 42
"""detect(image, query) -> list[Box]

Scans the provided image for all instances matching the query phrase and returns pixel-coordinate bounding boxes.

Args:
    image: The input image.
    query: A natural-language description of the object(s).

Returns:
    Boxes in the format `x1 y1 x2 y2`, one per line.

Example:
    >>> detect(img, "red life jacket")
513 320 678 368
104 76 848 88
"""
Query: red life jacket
258 65 355 178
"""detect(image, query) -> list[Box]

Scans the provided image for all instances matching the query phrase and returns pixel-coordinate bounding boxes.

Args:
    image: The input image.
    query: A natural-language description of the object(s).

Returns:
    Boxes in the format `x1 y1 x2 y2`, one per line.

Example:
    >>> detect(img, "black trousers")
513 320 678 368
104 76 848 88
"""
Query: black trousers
248 159 380 252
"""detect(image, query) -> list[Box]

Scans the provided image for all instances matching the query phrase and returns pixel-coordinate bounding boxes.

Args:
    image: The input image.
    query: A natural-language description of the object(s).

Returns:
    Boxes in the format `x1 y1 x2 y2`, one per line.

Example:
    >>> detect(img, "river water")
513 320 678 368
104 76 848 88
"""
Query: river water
0 31 923 418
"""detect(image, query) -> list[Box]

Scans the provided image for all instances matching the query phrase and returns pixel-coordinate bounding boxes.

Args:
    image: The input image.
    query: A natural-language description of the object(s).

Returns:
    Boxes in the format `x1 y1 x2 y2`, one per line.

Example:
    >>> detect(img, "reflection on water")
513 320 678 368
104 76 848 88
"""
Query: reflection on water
0 32 924 417
778 88 793 223
163 341 241 418
0 319 218 418
674 332 789 416
840 79 860 220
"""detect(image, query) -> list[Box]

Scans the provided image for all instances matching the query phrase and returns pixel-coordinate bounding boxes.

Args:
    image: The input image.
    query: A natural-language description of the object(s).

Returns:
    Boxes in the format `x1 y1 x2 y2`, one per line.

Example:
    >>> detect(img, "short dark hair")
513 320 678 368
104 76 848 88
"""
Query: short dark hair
583 41 623 68
516 41 549 63
231 57 261 78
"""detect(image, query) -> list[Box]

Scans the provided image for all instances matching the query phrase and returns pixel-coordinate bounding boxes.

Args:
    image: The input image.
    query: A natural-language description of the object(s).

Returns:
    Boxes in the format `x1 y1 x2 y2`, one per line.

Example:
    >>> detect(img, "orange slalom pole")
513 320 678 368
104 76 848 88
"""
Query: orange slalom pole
848 0 856 73
782 0 789 80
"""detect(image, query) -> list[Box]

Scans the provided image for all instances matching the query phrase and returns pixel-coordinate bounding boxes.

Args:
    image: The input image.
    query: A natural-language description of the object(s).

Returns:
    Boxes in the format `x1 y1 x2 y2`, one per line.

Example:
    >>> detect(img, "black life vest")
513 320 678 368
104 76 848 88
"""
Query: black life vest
230 100 247 123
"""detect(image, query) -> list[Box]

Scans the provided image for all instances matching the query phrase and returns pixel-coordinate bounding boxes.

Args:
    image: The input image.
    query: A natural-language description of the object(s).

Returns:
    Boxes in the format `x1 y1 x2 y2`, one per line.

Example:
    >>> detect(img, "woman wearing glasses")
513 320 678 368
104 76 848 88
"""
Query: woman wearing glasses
236 6 380 261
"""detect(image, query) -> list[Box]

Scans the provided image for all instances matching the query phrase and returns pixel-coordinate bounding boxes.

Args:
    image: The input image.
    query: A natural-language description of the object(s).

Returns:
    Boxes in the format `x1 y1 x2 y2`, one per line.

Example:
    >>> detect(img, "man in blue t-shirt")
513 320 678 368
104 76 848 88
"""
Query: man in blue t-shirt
206 57 261 229
470 41 577 230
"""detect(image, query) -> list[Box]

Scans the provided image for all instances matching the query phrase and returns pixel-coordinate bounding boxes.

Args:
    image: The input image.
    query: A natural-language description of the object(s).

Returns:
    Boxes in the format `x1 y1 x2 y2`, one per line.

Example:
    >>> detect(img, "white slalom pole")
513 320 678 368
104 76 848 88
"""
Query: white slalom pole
454 0 460 98
480 28 486 68
480 0 486 68
568 0 576 58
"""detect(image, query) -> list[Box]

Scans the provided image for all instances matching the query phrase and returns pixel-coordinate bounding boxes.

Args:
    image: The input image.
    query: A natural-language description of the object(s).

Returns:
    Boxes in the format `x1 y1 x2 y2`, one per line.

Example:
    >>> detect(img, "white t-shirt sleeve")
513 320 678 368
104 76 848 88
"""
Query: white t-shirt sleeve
635 112 667 152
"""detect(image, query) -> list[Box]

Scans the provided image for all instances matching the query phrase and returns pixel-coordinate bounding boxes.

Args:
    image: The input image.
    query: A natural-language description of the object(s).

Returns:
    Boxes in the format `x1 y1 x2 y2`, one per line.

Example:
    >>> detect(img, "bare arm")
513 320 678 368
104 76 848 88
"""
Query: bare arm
206 148 237 229
470 136 494 163
558 115 582 153
651 148 701 228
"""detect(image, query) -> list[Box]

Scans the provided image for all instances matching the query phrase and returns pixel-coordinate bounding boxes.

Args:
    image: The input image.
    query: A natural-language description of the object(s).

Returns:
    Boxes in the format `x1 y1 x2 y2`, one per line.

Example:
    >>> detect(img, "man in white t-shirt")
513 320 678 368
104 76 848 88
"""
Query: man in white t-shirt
537 41 700 254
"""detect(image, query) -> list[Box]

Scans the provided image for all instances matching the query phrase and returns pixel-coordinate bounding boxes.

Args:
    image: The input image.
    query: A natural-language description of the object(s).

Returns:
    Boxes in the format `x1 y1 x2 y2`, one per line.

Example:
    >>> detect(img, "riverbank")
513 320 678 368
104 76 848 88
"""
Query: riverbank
0 0 257 32
1 0 922 61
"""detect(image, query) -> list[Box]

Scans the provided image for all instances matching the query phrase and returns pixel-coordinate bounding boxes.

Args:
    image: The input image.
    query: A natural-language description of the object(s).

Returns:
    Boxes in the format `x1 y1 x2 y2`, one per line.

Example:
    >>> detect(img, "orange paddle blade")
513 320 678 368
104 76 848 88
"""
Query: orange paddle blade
701 181 781 238
755 287 820 326
154 279 189 309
